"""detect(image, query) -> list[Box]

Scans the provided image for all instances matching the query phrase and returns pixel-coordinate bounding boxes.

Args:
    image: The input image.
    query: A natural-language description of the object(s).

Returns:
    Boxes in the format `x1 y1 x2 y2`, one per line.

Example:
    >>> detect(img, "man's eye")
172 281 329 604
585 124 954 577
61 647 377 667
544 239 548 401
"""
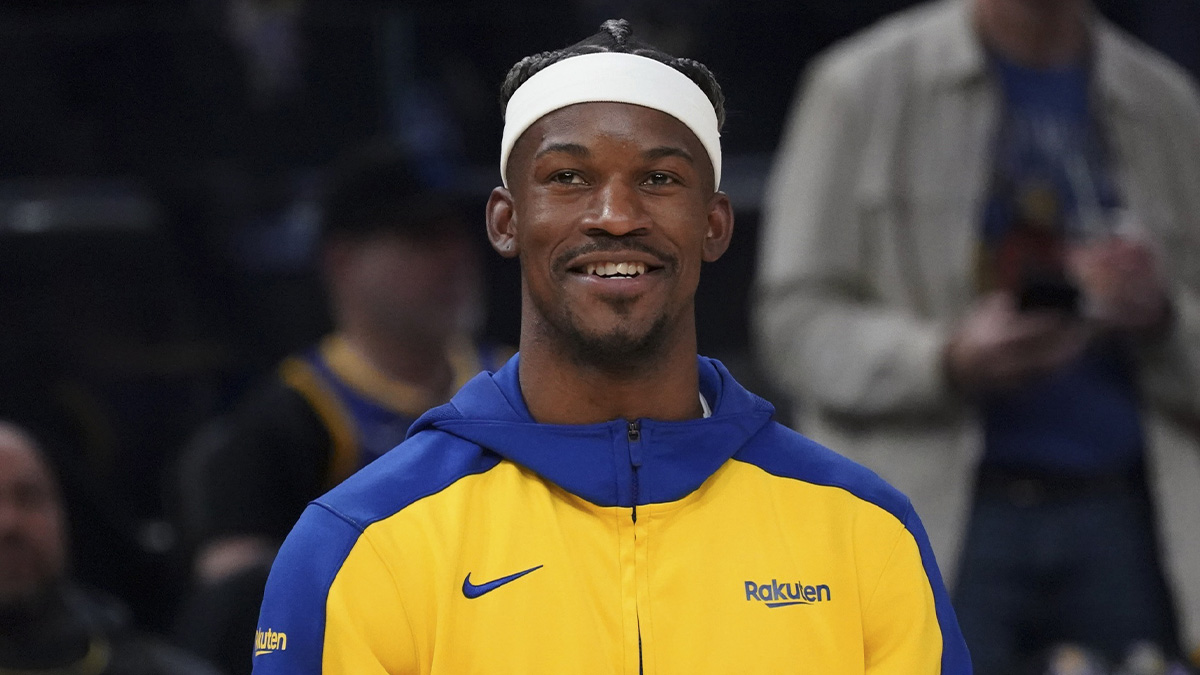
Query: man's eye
645 172 675 186
551 171 585 184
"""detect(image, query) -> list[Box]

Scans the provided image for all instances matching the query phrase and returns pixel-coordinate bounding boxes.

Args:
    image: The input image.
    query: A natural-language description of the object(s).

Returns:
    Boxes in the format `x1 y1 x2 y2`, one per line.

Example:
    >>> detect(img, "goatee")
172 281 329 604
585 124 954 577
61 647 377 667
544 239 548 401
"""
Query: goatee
533 296 672 376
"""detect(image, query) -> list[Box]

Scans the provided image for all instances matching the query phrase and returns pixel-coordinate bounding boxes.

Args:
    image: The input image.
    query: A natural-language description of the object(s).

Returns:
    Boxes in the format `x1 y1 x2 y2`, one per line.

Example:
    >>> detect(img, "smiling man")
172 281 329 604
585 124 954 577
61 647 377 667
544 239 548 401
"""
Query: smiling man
252 20 971 674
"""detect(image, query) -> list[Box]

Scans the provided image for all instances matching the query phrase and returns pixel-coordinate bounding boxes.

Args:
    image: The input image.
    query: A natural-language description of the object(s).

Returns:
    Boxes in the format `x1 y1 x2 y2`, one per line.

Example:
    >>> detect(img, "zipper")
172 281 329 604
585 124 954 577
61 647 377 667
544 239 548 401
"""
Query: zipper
627 420 642 522
627 419 644 673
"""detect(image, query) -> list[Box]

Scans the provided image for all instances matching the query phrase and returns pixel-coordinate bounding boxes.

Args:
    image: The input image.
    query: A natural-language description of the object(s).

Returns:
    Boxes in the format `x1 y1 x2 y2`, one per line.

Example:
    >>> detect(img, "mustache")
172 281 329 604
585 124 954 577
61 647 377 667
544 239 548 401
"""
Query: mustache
553 236 678 272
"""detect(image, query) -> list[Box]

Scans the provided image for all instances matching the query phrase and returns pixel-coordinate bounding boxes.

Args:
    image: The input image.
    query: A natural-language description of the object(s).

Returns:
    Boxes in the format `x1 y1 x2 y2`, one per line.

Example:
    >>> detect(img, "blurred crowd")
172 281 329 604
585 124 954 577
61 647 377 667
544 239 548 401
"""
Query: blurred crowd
2 1 1199 674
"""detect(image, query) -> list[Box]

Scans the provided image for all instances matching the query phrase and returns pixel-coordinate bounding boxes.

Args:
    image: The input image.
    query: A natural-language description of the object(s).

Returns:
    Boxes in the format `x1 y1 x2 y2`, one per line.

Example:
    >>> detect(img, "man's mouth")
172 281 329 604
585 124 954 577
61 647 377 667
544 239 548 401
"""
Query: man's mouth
583 261 648 279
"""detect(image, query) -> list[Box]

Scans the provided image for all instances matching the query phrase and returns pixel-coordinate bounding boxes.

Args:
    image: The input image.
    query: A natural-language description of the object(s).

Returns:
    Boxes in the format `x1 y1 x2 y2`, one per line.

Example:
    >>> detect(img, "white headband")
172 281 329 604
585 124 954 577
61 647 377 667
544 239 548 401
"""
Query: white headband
500 52 722 189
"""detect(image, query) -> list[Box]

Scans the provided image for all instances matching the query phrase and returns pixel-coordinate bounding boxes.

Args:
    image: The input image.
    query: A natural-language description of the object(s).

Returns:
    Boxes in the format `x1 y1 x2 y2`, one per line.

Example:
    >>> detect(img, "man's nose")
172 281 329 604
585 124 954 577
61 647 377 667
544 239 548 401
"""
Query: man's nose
581 180 649 236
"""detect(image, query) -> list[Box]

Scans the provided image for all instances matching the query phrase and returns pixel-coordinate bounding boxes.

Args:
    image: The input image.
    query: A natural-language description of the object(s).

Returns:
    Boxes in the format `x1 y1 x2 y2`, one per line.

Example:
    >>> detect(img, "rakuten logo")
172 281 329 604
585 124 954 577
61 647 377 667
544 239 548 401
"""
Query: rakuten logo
744 579 832 608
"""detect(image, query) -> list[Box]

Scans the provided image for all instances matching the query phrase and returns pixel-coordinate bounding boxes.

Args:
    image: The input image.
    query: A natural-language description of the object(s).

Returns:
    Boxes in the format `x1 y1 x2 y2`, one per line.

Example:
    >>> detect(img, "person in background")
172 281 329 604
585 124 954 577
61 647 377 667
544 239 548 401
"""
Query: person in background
173 142 509 675
754 0 1200 672
0 421 223 675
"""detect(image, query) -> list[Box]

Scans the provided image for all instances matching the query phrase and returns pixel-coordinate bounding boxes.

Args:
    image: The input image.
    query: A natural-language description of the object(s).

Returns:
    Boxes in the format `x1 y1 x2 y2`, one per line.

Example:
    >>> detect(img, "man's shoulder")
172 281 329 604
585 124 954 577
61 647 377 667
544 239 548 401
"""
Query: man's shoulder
310 428 498 532
734 422 912 524
811 0 961 83
1097 21 1200 116
262 429 497 610
228 361 318 423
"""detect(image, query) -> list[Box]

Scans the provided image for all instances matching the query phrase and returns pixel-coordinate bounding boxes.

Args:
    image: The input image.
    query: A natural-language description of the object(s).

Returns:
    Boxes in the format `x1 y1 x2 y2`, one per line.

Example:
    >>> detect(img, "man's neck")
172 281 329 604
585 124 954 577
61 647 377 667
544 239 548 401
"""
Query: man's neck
517 328 705 426
975 0 1091 68
337 324 453 395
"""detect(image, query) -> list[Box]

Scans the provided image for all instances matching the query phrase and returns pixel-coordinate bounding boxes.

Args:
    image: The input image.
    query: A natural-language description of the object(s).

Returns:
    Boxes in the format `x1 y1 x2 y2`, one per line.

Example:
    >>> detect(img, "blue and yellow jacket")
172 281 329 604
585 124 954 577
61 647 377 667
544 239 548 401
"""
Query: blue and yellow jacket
252 355 971 674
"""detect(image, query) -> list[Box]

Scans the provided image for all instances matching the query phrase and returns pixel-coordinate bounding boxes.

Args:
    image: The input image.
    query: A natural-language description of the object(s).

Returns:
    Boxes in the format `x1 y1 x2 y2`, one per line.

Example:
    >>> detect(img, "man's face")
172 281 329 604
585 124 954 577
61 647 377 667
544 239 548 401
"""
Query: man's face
489 101 732 368
0 430 66 611
331 227 479 343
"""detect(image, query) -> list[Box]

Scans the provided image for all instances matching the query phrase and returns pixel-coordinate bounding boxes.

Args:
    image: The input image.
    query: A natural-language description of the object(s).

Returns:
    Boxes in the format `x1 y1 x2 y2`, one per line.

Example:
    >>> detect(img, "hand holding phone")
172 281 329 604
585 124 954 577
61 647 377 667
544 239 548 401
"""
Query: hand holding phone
1067 235 1170 335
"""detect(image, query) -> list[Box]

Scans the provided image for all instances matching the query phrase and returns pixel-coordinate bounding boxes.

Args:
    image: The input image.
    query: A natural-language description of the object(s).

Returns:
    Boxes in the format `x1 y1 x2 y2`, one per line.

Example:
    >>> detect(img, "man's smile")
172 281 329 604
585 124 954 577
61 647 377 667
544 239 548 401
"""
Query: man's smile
583 261 647 278
564 250 670 297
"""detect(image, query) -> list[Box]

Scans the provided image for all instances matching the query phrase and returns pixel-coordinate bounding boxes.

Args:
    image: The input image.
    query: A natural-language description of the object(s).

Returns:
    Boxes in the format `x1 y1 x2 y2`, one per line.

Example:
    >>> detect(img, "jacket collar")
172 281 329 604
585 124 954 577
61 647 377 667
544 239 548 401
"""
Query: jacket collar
410 354 776 508
920 0 990 89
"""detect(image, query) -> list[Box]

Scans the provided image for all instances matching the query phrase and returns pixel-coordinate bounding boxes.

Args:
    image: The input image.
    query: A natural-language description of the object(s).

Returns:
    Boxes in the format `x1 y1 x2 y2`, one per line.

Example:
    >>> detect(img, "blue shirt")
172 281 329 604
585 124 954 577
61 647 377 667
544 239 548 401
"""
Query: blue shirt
978 56 1143 474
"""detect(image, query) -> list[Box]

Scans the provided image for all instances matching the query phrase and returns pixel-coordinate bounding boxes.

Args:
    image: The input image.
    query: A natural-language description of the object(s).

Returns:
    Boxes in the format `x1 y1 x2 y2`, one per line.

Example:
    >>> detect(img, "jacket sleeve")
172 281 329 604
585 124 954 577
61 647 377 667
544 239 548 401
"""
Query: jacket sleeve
1131 71 1200 419
252 504 418 675
861 503 973 674
753 56 958 420
1137 284 1200 417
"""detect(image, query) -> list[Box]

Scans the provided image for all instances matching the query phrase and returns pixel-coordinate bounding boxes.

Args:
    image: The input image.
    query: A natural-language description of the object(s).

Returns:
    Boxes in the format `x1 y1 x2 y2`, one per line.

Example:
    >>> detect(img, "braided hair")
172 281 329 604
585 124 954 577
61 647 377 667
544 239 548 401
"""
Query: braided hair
499 19 726 131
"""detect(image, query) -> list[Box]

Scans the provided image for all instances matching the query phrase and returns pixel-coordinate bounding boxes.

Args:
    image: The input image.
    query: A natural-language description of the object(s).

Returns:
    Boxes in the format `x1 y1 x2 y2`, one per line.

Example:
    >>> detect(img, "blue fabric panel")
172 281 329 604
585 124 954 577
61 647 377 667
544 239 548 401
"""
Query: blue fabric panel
251 503 362 674
903 501 975 674
734 424 911 520
318 430 501 529
419 353 776 508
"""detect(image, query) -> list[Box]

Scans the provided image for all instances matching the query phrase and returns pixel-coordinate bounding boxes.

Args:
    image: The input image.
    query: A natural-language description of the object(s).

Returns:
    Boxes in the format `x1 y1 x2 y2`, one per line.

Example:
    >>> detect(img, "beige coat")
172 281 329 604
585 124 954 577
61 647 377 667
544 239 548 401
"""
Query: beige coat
754 0 1200 658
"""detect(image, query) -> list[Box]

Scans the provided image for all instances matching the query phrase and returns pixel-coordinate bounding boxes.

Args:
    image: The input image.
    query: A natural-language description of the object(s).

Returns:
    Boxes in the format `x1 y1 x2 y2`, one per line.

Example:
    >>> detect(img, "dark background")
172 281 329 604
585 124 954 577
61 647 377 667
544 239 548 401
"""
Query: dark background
1 0 1196 631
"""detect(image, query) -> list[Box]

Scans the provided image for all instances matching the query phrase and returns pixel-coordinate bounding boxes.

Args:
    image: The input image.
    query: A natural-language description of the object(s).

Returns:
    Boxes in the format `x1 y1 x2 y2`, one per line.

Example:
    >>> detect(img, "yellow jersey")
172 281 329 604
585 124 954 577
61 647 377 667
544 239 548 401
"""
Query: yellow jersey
253 356 971 674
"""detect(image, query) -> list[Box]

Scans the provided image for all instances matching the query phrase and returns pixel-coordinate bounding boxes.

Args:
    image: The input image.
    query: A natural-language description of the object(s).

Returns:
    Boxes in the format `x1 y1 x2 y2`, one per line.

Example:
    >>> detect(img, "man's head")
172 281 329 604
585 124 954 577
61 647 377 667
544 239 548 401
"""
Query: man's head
321 142 479 345
0 422 67 614
486 20 734 372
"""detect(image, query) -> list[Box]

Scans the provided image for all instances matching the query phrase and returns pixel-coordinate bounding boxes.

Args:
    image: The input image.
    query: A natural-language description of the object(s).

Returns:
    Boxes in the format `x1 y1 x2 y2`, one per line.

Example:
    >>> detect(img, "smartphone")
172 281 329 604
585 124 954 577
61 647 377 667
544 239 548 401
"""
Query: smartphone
1017 276 1080 314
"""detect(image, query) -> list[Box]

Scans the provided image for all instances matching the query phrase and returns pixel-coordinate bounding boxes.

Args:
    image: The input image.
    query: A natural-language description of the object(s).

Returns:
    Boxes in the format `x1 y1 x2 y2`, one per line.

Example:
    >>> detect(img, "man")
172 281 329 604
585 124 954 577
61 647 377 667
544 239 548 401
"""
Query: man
0 421 222 675
755 0 1200 672
253 20 970 674
175 142 508 675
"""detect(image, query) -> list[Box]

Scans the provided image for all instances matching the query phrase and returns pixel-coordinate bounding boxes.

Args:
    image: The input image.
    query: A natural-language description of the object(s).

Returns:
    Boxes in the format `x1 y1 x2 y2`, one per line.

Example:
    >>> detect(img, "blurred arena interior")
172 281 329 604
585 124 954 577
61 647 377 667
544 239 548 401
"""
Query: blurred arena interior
0 0 1195 632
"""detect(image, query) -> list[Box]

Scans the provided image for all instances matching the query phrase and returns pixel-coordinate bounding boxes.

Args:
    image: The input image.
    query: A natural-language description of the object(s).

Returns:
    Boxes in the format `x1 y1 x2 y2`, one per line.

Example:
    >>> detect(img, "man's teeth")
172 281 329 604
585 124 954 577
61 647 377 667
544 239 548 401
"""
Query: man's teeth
585 262 647 277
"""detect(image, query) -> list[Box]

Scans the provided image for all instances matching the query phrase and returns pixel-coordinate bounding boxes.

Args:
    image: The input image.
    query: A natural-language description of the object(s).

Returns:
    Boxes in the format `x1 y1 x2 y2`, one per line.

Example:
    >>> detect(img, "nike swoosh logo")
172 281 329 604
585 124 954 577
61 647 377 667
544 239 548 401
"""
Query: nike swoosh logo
462 564 543 599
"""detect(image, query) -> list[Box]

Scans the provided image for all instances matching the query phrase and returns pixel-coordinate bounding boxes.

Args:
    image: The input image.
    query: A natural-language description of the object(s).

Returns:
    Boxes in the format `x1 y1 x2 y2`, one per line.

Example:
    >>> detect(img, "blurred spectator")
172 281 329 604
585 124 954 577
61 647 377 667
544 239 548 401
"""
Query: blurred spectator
0 420 223 675
171 141 509 675
754 0 1200 672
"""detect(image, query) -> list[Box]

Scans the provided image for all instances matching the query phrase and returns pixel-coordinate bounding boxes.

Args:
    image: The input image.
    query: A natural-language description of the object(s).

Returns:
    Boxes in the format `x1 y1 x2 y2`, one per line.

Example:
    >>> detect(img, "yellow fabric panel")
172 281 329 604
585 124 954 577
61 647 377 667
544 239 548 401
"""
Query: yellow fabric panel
860 522 944 674
640 460 942 675
332 462 631 674
278 356 358 489
620 498 642 675
324 533 420 674
317 458 944 674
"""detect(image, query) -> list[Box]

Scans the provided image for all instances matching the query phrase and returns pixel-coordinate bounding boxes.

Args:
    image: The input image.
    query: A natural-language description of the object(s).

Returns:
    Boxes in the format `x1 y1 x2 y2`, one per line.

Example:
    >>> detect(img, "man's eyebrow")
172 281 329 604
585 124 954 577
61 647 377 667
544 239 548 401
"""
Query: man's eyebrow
534 143 591 160
643 146 694 163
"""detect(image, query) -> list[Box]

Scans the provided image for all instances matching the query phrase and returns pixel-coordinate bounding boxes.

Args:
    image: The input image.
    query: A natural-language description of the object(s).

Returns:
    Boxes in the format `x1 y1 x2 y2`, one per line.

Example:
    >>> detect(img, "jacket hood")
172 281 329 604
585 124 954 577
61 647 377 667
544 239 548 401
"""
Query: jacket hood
408 354 775 508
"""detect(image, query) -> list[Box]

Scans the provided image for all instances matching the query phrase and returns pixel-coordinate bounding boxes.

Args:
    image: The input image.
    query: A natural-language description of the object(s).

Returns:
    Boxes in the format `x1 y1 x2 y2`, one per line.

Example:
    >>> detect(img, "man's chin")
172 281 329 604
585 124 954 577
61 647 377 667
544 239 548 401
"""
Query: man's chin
563 322 670 374
529 291 674 372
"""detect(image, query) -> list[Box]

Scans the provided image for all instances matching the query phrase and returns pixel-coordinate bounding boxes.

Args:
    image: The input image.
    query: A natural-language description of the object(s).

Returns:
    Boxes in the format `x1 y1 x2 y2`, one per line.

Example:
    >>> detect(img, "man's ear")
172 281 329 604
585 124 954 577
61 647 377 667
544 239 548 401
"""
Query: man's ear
701 192 734 262
486 187 520 259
